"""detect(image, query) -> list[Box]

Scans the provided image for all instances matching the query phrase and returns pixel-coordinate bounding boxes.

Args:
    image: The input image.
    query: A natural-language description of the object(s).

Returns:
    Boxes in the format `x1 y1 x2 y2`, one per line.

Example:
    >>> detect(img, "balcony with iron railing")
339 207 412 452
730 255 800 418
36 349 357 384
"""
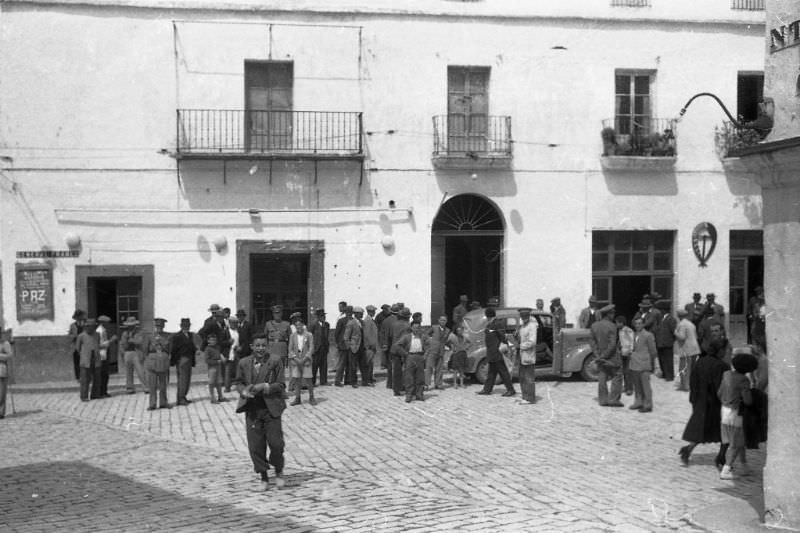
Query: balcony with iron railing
716 120 772 159
600 117 677 171
176 109 364 160
432 114 512 169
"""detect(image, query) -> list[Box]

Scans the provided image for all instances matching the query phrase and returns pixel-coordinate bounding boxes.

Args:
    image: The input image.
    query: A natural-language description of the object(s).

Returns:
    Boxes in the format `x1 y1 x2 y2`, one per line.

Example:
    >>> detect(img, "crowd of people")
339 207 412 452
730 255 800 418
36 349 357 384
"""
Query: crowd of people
583 290 769 481
41 285 766 489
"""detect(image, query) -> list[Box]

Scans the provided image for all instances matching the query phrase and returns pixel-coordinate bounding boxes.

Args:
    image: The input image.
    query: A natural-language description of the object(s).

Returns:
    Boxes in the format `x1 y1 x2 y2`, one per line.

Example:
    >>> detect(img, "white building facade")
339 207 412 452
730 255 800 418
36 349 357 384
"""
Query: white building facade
0 0 766 380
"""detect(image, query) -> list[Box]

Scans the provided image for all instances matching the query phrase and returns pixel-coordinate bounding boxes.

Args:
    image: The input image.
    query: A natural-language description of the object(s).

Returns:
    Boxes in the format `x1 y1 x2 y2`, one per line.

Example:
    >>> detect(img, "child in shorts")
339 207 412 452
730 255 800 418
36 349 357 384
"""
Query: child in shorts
205 334 228 404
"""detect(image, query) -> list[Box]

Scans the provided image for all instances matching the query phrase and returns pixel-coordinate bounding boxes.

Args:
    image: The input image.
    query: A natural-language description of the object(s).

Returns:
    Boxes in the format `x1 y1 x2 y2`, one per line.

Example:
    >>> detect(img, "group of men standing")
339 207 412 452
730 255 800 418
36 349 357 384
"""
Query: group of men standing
586 291 733 413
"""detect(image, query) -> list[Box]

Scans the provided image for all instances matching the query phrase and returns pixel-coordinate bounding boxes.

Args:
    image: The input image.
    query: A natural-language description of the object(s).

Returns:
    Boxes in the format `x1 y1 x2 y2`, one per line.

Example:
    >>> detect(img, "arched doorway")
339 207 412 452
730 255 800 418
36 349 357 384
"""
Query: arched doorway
431 194 504 324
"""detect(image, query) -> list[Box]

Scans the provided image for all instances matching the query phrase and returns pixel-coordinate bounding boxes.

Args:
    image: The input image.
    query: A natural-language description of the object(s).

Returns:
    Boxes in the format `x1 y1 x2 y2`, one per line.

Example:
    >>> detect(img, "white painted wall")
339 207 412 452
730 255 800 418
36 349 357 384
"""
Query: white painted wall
0 2 765 334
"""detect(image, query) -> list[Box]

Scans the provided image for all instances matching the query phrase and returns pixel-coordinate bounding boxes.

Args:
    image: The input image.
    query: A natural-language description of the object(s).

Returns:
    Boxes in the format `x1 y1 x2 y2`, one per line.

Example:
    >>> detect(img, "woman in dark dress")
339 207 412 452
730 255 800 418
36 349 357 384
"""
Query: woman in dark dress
678 339 730 468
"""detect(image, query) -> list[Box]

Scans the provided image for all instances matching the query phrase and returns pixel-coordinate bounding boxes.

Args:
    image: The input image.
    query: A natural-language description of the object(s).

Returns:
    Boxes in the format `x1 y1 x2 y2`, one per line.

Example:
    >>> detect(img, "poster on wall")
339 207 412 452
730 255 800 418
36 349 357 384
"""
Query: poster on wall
16 263 54 321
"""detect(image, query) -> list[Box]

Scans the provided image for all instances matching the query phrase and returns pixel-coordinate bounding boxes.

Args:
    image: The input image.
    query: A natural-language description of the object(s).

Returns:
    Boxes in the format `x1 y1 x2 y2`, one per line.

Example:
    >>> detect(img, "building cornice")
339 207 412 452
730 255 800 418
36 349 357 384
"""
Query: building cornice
0 0 767 28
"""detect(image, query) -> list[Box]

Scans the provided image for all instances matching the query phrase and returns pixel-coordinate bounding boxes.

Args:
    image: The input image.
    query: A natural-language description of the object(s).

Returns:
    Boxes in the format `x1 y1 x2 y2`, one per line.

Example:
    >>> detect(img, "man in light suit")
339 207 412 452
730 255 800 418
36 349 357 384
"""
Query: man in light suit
288 320 315 406
234 334 287 491
629 317 658 412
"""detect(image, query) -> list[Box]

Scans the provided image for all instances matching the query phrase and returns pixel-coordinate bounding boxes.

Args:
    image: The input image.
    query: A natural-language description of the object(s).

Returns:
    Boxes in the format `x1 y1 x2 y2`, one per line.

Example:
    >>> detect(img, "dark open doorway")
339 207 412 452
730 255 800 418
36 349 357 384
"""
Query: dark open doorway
251 253 309 328
432 194 504 325
612 275 651 324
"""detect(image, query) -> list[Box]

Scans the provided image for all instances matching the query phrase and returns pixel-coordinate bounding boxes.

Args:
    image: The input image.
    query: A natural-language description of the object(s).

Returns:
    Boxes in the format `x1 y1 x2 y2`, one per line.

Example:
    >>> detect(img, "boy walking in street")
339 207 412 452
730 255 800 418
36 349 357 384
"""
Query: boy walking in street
204 333 228 404
234 334 287 491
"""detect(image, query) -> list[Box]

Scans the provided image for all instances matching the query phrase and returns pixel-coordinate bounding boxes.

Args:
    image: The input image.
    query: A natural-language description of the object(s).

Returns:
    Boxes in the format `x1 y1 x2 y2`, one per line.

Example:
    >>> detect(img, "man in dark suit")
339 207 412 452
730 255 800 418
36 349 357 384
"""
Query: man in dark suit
476 307 516 397
590 304 623 407
235 309 254 358
309 309 330 386
233 334 286 491
169 318 198 406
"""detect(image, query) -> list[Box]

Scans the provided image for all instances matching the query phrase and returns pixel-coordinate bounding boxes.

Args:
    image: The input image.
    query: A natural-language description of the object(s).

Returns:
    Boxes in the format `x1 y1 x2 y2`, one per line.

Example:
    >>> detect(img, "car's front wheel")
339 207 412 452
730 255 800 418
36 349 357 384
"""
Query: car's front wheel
579 354 600 382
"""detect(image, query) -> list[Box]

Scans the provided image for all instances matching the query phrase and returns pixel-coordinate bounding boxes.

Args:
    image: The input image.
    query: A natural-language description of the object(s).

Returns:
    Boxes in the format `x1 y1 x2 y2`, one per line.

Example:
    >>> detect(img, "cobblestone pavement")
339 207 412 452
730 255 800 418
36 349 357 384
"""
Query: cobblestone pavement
1 372 764 532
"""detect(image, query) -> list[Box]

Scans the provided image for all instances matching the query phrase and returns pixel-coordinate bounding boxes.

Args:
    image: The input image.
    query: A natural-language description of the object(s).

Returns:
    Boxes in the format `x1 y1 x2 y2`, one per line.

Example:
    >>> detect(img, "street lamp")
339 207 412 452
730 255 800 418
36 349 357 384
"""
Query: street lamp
679 92 742 127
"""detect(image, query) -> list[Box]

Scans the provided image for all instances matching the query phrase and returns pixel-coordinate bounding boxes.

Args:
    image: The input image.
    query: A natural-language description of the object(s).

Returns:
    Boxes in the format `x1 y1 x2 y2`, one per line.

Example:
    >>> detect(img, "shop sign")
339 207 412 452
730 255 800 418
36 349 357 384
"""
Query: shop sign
16 263 54 321
16 250 79 258
692 222 717 268
770 18 800 53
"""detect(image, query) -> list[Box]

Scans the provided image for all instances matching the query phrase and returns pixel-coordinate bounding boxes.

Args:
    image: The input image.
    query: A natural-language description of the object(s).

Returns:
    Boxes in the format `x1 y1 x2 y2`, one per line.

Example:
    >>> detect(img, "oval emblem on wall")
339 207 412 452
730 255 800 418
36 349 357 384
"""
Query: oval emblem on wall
692 222 717 267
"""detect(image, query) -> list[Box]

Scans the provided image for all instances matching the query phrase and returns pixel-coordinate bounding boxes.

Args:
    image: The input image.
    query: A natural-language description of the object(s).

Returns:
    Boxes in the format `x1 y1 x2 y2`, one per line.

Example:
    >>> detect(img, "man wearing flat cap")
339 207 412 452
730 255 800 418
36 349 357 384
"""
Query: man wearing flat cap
309 309 330 386
170 318 199 406
388 308 412 395
590 304 624 407
362 305 379 386
144 318 172 409
264 305 290 369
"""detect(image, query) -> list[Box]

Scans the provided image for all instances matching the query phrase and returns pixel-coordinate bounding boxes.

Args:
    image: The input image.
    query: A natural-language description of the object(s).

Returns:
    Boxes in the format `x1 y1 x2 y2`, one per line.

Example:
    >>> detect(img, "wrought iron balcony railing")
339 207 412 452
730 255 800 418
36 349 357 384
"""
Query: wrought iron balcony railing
601 117 677 157
715 120 771 158
611 0 651 6
176 109 363 157
731 0 764 10
432 115 512 157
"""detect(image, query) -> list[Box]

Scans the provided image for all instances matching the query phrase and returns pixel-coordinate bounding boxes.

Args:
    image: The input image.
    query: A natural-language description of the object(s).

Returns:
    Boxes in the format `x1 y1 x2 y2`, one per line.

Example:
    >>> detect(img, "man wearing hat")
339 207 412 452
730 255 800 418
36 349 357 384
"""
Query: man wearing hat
69 309 87 381
379 304 399 388
388 308 412 395
634 299 662 334
235 309 254 358
76 318 100 401
704 293 725 321
144 318 172 410
334 306 355 386
170 318 199 406
363 305 379 386
199 304 232 385
516 307 538 403
344 307 365 387
578 296 600 329
550 298 566 333
309 309 330 386
264 305 290 368
452 295 469 329
654 300 676 381
375 304 391 329
590 304 624 407
425 315 451 391
96 315 117 399
119 317 148 395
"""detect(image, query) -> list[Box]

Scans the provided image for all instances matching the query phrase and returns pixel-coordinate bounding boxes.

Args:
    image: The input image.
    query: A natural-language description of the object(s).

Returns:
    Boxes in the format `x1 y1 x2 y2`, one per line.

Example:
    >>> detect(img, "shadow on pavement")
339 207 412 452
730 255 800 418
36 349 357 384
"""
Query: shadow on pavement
1 408 43 419
0 461 316 532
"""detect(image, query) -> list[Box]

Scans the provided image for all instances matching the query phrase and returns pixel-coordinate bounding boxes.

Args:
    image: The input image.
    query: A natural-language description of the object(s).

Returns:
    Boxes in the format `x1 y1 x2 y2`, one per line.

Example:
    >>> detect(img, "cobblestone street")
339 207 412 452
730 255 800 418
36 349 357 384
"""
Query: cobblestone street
1 373 764 532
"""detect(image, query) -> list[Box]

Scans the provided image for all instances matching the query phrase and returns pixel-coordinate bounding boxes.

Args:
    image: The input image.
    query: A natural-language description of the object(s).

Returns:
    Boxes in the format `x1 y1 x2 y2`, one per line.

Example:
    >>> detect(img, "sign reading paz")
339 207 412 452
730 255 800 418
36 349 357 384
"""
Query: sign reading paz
16 264 54 321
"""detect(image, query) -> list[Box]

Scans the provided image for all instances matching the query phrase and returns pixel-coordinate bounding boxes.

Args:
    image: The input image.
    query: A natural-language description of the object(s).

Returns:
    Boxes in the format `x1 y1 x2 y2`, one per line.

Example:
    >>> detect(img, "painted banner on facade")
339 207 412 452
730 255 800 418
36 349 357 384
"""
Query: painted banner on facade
16 264 54 321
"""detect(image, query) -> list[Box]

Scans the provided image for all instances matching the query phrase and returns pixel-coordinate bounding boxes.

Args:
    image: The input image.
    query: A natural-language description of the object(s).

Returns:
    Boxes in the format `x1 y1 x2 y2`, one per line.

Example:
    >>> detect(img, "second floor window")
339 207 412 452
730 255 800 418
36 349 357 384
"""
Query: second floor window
615 72 652 137
245 61 293 151
448 66 490 152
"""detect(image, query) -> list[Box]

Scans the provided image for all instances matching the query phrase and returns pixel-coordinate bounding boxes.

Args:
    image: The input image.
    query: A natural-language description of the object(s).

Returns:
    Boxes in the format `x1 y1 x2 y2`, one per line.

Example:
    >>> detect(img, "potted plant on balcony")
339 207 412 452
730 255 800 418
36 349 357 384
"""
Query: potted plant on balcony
601 127 618 156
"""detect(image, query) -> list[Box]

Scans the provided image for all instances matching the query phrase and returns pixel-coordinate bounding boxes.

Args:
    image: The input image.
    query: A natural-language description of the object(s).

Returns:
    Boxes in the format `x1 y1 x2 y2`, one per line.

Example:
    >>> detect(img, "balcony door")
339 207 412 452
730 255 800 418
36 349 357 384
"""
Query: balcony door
245 61 293 152
447 66 489 153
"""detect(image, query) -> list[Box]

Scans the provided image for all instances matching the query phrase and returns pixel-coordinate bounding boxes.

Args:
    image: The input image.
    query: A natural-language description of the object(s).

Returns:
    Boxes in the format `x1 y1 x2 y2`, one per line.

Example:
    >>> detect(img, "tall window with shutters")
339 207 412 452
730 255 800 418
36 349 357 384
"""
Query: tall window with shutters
447 66 490 153
245 61 293 152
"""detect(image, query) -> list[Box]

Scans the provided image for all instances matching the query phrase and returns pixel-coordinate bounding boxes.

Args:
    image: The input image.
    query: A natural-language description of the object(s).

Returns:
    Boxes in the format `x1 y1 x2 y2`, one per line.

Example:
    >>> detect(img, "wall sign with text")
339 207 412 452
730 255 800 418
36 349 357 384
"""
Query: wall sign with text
16 263 54 321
